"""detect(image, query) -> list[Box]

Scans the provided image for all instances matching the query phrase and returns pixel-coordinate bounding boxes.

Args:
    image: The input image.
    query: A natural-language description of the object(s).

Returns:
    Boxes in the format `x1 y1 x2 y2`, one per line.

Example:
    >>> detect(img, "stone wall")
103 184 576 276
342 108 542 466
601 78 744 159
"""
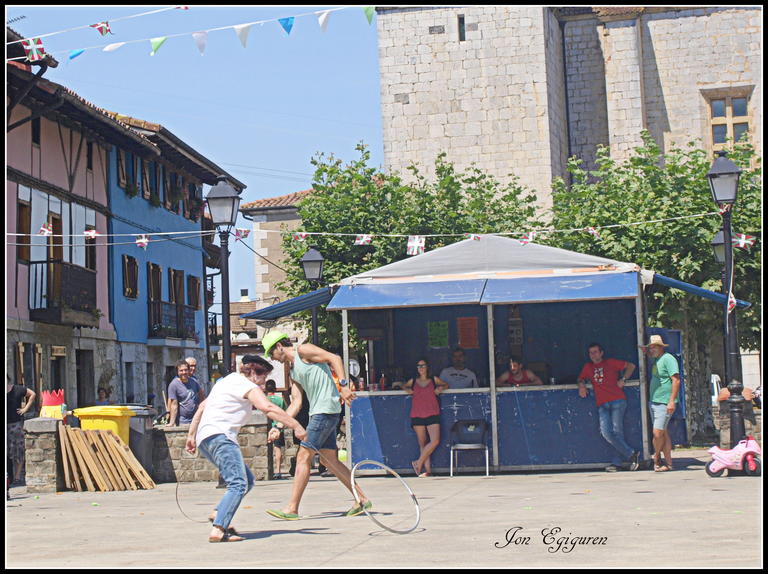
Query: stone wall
151 413 272 483
23 418 64 493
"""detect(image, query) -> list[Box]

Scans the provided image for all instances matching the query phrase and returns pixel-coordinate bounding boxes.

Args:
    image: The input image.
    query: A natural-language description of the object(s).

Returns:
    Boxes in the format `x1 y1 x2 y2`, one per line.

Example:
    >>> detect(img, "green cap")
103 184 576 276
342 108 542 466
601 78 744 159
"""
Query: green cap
262 331 289 357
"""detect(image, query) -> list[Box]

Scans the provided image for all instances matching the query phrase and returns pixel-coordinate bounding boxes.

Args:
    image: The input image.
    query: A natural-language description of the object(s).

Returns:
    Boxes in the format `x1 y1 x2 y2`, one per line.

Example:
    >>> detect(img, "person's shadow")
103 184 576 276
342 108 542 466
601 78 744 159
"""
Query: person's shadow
240 528 334 540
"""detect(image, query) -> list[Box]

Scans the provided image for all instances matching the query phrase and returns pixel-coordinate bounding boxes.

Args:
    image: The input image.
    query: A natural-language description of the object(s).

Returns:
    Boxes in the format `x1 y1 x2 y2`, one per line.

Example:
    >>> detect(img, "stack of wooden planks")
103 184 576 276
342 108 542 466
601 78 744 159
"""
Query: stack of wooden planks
57 422 155 492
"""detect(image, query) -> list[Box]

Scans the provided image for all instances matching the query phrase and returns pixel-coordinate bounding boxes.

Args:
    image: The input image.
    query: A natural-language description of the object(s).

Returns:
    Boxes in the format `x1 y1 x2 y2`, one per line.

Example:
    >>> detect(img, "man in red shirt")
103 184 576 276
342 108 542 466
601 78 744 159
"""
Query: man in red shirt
578 343 640 472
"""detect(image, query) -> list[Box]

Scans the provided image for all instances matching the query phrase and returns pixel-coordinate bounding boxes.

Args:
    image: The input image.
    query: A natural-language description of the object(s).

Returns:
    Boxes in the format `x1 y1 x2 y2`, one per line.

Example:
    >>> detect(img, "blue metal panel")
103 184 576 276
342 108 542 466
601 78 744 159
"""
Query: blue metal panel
240 287 333 320
654 273 750 308
328 280 486 310
481 272 638 304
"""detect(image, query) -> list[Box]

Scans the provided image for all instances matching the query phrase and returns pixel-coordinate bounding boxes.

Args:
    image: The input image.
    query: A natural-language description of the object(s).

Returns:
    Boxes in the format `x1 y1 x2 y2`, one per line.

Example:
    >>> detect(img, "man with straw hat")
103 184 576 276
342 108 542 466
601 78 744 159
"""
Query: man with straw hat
640 334 681 472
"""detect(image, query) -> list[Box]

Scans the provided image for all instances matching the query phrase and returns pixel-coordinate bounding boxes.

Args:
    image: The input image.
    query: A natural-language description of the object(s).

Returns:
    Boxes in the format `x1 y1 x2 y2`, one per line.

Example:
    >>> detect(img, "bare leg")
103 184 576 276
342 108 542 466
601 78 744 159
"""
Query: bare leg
412 425 428 474
416 423 441 474
274 446 283 475
662 431 673 469
318 448 368 504
652 429 665 467
281 445 313 515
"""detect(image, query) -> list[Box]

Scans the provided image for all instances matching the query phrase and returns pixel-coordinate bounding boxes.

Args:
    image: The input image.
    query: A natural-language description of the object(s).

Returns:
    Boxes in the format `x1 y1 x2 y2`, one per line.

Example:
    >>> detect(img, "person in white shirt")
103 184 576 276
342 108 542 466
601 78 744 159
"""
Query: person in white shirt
185 355 306 543
439 348 478 389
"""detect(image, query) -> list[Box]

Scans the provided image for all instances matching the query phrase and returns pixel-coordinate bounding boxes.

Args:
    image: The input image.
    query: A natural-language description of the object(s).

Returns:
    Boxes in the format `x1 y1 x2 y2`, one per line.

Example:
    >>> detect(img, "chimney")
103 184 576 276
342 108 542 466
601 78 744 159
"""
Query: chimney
239 289 249 302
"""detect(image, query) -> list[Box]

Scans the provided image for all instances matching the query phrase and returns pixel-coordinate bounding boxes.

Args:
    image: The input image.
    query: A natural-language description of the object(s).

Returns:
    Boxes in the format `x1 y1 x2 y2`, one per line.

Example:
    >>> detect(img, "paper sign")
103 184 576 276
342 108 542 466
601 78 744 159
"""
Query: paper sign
457 317 479 349
428 321 449 349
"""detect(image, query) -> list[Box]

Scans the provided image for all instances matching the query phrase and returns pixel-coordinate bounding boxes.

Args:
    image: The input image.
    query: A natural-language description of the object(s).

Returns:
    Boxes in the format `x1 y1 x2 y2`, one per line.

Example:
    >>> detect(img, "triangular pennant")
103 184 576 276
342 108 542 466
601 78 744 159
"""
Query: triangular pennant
103 42 126 52
732 233 756 249
84 229 101 239
463 233 480 241
136 235 150 250
21 38 46 62
354 234 372 245
727 290 737 314
235 228 251 242
68 49 85 60
234 24 252 48
39 222 53 236
192 31 208 55
406 235 425 256
718 204 732 215
292 232 308 241
363 6 375 25
278 17 294 35
317 10 331 32
150 37 167 56
518 232 536 246
89 22 112 36
585 226 601 239
175 5 190 9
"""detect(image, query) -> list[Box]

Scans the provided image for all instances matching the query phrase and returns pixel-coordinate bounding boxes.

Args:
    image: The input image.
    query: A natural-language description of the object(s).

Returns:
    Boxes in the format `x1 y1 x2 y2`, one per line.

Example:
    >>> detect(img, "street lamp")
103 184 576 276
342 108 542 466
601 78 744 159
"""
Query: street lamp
300 246 325 345
206 176 241 376
707 151 744 449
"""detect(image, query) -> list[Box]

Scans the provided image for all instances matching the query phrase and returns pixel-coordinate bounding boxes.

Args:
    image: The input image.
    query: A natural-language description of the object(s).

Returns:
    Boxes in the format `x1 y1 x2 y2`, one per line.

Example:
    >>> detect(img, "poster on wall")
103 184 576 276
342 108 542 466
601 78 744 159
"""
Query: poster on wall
457 316 479 349
428 321 449 348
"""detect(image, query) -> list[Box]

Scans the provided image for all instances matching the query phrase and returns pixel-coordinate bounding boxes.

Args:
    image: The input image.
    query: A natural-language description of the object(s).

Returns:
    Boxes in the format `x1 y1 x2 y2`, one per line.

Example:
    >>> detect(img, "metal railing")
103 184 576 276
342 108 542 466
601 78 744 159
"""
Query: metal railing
147 300 198 340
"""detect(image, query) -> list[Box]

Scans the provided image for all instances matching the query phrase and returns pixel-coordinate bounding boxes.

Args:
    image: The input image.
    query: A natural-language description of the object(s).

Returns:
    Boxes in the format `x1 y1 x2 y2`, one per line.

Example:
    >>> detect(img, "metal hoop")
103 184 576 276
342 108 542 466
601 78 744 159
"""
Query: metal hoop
350 459 421 535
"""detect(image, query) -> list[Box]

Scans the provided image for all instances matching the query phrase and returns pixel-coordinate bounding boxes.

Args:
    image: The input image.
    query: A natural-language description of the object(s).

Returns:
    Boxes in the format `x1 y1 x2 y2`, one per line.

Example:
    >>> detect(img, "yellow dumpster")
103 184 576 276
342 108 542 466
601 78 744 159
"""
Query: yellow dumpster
73 406 135 443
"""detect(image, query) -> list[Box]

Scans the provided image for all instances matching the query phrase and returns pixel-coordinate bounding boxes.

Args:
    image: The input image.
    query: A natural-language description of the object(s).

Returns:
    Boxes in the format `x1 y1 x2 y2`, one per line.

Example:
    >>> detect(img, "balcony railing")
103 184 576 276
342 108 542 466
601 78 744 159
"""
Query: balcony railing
148 301 198 341
29 260 99 327
207 311 221 348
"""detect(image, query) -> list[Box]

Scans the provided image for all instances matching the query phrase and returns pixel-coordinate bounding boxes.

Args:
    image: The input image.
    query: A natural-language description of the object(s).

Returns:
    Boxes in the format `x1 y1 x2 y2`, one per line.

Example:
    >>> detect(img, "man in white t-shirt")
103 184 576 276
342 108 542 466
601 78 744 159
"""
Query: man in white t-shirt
439 347 478 389
186 355 306 543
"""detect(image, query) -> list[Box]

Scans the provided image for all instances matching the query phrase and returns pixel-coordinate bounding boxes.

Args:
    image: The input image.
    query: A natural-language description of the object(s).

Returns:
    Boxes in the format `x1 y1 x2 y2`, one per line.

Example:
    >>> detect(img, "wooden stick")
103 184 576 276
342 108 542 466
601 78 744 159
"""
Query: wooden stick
83 431 117 491
71 428 109 491
63 426 86 492
93 431 128 490
56 422 73 490
97 431 137 490
64 426 95 492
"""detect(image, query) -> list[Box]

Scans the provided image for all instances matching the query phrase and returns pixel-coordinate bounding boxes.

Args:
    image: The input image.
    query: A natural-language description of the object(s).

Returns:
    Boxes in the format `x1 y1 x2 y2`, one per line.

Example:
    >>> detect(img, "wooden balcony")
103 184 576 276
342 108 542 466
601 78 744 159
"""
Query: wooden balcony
147 301 198 343
28 260 99 328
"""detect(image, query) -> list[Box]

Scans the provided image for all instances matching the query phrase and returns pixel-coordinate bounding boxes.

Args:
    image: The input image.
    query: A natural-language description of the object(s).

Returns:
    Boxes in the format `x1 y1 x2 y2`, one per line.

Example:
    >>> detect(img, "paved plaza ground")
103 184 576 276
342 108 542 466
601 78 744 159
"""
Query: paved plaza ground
5 448 762 568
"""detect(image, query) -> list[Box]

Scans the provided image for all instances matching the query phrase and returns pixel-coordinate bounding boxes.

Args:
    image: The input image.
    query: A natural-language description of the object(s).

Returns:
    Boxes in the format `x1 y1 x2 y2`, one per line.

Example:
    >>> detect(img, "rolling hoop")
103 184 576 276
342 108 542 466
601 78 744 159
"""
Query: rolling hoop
350 459 421 535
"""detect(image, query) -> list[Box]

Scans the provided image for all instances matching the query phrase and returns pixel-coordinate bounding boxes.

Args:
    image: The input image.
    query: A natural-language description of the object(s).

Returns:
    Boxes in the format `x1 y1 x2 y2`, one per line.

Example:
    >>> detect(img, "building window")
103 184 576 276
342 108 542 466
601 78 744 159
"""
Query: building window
187 276 201 310
123 255 139 299
707 90 752 153
85 225 97 271
86 141 93 171
168 268 184 304
458 14 466 41
17 200 31 261
31 117 40 145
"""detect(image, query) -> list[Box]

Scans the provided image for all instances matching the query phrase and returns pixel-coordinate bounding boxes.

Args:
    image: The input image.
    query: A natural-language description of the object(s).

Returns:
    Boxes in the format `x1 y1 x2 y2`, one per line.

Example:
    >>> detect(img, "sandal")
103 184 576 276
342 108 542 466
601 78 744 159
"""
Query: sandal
418 472 431 478
654 464 671 472
208 525 245 543
411 460 420 475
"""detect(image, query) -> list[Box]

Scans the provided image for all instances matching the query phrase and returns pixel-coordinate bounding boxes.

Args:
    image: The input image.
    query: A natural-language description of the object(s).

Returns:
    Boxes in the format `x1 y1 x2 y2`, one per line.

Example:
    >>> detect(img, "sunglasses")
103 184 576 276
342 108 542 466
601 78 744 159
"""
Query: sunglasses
417 363 428 368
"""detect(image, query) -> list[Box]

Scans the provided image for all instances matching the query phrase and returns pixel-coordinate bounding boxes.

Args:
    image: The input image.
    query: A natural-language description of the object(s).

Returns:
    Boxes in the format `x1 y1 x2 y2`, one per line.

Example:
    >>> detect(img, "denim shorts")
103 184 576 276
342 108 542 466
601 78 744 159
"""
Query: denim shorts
301 413 340 452
650 402 672 430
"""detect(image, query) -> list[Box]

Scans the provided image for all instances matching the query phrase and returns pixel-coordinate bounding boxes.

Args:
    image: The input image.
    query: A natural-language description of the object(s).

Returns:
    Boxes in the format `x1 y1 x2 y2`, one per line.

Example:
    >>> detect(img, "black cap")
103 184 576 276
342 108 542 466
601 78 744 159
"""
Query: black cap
241 354 273 372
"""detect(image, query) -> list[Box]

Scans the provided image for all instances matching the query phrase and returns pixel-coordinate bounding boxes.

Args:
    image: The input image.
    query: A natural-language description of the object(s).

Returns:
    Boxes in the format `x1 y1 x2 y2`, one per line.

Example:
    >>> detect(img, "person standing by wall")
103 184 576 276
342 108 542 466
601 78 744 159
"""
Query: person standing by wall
439 347 478 389
167 359 205 426
265 379 287 479
642 335 681 472
7 375 36 487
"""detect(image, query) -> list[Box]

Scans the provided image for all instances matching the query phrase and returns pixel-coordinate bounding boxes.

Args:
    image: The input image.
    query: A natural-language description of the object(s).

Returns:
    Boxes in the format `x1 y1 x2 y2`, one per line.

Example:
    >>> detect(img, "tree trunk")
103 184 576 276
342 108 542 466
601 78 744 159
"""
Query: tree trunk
681 311 719 445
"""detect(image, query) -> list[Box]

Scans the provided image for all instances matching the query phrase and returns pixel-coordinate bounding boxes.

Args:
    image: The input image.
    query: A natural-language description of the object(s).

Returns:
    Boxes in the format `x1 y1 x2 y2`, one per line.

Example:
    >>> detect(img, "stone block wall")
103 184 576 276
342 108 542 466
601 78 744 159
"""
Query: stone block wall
23 418 65 493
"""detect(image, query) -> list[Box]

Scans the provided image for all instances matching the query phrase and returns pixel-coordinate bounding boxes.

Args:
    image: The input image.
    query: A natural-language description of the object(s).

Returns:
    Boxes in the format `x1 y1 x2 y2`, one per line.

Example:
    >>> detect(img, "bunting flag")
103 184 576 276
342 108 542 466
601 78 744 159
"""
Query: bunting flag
21 37 46 62
89 22 112 36
463 233 480 241
732 233 756 249
136 235 150 250
727 290 737 314
192 31 207 55
586 226 601 239
84 229 101 239
234 24 252 48
103 42 126 52
363 6 375 25
175 5 190 9
292 232 308 241
354 234 372 245
149 37 167 56
39 222 53 236
235 228 250 242
68 49 85 60
719 204 732 215
278 17 294 35
518 232 536 245
317 10 331 32
407 235 425 256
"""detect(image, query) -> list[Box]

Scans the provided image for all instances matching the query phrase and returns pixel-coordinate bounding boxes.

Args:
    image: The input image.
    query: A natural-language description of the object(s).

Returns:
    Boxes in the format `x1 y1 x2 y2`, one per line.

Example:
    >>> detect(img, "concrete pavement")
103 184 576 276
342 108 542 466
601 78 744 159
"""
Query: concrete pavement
5 448 762 568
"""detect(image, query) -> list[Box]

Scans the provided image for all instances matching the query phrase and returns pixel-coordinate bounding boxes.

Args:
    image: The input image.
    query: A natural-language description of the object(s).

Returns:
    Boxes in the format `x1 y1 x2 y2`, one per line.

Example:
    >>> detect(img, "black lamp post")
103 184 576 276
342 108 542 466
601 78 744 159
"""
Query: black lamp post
206 176 241 376
707 151 744 448
300 246 325 345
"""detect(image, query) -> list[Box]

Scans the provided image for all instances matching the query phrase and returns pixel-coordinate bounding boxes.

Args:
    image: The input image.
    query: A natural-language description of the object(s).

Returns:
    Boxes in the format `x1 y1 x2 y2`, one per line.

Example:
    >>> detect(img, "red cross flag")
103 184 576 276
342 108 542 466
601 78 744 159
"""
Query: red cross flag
84 229 101 239
407 235 425 256
732 233 756 249
718 204 732 215
586 227 601 239
39 222 53 236
22 38 46 62
463 233 481 241
90 22 112 36
292 232 308 241
518 232 536 246
354 234 372 245
727 291 737 314
235 228 250 242
136 235 150 250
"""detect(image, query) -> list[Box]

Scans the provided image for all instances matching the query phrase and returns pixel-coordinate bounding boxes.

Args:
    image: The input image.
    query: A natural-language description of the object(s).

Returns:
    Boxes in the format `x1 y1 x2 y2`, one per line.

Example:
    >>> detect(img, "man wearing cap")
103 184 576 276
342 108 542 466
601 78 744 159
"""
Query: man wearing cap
185 354 306 542
642 335 681 472
261 331 371 520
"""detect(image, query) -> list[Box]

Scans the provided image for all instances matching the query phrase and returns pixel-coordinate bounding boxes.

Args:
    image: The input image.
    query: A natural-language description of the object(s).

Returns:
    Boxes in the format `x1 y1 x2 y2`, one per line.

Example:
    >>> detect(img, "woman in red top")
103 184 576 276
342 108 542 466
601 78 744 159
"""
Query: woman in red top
404 359 449 477
495 356 543 386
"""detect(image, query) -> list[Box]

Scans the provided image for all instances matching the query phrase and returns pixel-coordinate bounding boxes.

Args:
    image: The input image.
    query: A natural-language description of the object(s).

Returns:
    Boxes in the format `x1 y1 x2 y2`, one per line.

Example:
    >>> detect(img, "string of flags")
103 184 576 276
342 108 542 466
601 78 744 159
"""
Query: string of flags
10 6 376 63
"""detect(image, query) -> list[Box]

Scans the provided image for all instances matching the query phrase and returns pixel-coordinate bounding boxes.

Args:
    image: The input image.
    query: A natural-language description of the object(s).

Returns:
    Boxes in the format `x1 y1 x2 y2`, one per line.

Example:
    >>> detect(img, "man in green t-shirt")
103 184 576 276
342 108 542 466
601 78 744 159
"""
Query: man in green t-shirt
265 379 287 479
643 335 680 472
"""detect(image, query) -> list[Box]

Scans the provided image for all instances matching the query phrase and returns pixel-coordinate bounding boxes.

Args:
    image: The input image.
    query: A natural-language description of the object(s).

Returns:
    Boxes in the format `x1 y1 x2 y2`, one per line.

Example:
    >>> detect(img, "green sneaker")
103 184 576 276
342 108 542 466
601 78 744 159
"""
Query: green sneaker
345 500 372 517
266 509 300 520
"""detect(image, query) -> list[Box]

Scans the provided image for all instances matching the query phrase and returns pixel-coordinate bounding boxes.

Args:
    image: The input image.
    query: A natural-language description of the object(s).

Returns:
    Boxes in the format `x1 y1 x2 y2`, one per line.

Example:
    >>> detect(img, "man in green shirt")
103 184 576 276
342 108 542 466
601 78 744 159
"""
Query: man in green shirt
643 335 681 472
262 332 371 520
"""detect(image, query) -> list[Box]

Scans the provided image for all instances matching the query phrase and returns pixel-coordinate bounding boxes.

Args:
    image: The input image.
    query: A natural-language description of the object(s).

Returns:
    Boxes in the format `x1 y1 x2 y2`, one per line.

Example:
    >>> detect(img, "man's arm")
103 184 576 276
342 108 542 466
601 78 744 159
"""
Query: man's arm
20 388 36 414
167 399 178 427
495 371 509 386
527 370 544 386
247 386 306 442
298 343 355 405
185 399 207 454
667 374 681 414
620 361 636 385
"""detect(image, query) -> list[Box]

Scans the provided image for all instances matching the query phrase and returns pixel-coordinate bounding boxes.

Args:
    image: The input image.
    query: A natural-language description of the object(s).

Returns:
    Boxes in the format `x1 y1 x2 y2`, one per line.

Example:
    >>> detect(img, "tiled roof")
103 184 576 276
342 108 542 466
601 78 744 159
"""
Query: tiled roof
241 189 313 210
593 7 646 18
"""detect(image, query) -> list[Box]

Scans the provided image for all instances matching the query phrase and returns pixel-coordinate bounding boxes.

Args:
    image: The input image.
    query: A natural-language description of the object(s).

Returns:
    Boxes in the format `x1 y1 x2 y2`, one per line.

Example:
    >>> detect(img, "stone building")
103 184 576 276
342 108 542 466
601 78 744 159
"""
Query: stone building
376 6 762 210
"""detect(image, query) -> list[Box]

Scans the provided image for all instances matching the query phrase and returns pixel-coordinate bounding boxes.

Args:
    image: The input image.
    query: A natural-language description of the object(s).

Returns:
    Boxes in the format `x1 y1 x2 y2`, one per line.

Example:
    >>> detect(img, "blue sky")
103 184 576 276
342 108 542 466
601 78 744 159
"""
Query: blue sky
7 4 383 307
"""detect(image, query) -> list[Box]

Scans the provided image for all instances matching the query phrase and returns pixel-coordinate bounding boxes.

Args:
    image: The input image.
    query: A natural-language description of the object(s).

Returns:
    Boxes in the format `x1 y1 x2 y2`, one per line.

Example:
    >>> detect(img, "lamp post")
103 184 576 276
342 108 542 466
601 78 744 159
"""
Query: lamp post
300 246 325 345
707 151 744 448
206 176 241 376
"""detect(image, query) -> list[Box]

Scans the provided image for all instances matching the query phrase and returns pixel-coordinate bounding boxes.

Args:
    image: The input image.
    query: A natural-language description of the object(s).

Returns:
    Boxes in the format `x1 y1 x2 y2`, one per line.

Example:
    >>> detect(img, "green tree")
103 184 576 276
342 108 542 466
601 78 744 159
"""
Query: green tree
277 143 542 354
548 132 761 442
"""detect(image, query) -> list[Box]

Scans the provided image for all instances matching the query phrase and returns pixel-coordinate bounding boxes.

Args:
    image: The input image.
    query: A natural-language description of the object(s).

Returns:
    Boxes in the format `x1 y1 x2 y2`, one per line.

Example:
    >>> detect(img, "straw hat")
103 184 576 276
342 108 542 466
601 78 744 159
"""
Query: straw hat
641 334 668 348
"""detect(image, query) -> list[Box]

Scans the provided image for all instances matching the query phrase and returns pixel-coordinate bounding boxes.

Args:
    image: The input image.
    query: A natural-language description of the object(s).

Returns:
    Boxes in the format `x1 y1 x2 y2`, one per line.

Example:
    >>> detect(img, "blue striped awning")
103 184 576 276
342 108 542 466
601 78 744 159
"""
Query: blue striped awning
240 286 334 321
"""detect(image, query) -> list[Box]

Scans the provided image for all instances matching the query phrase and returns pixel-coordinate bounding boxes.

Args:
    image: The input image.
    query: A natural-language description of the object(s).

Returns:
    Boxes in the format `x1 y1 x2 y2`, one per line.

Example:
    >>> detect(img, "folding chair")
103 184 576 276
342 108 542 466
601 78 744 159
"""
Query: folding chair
449 419 490 477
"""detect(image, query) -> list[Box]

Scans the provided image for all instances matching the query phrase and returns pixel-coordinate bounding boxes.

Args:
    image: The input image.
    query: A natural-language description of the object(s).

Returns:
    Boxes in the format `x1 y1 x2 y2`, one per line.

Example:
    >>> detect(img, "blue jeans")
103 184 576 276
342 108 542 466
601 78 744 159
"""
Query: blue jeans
300 413 340 452
198 434 254 529
597 399 635 465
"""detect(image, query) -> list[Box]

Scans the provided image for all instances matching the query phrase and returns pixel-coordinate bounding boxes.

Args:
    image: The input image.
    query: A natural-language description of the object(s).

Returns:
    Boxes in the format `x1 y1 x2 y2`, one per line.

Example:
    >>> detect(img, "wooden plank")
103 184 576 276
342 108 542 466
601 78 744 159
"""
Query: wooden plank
93 431 128 490
83 430 117 491
62 425 86 492
64 426 95 492
98 431 138 490
96 431 134 490
111 432 155 489
56 422 73 490
71 428 109 492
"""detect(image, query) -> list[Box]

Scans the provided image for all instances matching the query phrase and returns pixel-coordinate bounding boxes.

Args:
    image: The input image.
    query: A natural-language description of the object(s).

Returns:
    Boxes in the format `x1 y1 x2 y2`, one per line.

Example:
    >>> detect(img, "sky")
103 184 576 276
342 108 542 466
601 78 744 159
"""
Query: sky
6 4 383 311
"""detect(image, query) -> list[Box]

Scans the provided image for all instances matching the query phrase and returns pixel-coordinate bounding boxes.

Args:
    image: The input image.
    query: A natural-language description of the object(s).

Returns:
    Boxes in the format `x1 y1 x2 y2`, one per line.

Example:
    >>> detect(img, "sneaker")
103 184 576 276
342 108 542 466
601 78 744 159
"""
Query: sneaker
605 464 619 473
345 500 372 517
629 451 640 471
273 473 282 480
